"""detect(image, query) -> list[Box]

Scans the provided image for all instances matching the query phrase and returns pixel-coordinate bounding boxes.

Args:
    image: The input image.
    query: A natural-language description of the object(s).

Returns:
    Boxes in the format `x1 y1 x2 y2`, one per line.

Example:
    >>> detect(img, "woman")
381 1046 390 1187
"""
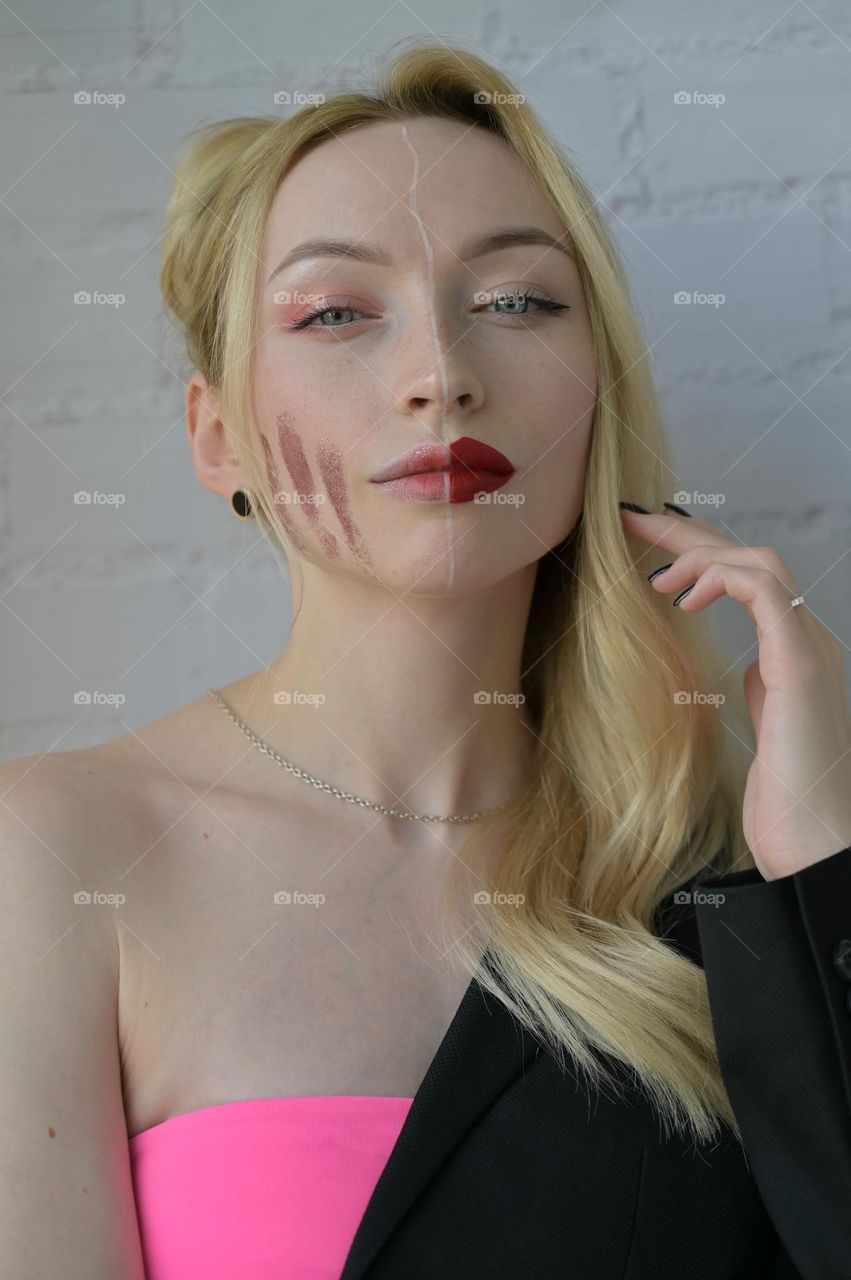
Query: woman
3 38 850 1280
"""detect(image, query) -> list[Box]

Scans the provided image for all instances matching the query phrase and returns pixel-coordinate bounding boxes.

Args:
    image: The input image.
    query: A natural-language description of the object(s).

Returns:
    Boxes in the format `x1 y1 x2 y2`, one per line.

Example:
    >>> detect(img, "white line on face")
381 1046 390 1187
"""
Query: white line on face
401 124 455 592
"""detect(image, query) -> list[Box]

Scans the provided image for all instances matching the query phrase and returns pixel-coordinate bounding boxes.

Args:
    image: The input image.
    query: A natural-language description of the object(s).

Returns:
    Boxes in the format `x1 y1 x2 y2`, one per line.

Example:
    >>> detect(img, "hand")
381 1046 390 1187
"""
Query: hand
621 504 851 881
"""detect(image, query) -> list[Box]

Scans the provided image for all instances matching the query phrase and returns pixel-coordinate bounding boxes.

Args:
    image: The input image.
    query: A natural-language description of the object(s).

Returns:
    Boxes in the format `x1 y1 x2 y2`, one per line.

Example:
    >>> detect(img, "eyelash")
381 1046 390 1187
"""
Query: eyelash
287 291 570 332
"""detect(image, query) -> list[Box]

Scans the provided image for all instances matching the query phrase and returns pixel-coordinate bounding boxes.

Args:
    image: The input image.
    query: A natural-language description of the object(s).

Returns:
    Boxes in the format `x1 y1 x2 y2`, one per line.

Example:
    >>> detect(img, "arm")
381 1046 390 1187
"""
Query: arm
0 754 146 1279
694 842 851 1280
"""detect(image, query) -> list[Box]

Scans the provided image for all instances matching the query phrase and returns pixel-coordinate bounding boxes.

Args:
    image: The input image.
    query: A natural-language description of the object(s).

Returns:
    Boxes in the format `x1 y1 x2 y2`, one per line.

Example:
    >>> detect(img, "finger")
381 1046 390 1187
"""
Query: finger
620 508 733 556
649 543 801 599
669 562 817 668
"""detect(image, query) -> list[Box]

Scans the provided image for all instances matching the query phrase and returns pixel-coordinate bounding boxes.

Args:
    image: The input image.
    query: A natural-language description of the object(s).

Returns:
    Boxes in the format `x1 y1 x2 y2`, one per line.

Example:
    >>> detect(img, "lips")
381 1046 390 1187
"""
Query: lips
370 436 515 504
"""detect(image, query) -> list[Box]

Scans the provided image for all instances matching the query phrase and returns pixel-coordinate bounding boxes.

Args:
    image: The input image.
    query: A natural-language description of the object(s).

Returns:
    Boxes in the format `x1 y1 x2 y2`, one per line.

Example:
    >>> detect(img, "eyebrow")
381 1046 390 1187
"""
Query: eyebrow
266 226 575 284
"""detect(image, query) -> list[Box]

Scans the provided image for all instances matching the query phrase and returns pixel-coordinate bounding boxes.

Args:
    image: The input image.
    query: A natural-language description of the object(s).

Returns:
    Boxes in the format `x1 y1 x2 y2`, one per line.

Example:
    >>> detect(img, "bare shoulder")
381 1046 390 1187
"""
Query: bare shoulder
2 687 227 797
0 689 226 894
0 744 125 908
0 739 157 889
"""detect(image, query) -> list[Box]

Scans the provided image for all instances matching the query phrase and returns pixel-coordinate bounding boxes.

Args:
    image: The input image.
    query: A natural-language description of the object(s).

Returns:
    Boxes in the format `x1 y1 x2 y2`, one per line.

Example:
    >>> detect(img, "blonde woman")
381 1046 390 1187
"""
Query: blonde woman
4 38 851 1280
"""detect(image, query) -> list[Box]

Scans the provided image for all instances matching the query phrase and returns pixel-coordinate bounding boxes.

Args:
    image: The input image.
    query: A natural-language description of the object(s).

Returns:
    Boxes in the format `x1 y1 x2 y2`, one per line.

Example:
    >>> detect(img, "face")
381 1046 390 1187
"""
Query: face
250 115 597 593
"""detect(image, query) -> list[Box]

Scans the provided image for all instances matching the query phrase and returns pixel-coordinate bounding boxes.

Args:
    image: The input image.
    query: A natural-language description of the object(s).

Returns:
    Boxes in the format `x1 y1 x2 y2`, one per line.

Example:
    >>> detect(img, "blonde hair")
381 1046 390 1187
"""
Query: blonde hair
160 37 754 1146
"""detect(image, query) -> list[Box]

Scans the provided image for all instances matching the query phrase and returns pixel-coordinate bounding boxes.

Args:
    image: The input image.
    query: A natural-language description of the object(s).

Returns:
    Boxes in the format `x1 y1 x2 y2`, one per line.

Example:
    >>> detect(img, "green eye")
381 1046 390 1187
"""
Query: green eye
480 290 570 317
290 304 366 332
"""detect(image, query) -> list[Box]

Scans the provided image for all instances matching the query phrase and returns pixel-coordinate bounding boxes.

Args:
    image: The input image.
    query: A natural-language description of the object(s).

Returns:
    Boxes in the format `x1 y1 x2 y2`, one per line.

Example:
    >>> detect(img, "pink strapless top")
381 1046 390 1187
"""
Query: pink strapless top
128 1094 415 1280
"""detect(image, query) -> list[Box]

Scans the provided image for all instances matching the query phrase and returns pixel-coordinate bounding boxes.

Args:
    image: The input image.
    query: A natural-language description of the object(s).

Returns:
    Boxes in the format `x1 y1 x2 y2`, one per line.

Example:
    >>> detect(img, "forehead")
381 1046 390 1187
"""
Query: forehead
260 115 566 269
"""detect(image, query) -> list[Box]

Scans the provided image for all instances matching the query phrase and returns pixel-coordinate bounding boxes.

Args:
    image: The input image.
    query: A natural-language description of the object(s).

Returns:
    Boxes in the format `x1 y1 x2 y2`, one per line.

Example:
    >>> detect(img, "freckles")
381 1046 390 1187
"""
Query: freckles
276 409 341 560
258 431 311 556
315 438 373 568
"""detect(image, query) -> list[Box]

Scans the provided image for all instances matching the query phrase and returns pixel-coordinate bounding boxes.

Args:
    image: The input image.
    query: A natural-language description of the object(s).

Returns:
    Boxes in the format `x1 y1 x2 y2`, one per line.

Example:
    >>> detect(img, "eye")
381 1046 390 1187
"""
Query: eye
285 288 571 334
476 289 570 319
287 302 371 332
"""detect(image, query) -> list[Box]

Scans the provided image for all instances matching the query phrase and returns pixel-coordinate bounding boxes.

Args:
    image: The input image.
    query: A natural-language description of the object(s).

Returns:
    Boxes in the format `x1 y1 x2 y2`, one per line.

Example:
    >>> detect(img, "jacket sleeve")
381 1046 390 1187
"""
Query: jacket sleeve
692 842 851 1280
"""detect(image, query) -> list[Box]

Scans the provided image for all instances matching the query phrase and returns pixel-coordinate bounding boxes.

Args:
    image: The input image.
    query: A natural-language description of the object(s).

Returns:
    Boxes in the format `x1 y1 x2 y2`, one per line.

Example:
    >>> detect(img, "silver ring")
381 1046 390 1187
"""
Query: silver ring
789 595 806 608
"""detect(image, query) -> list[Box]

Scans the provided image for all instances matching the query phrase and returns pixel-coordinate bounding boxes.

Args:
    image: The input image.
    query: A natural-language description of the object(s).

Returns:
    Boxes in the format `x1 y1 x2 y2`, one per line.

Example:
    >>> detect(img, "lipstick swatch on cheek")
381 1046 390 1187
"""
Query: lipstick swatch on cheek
276 410 340 560
315 437 373 568
258 431 311 556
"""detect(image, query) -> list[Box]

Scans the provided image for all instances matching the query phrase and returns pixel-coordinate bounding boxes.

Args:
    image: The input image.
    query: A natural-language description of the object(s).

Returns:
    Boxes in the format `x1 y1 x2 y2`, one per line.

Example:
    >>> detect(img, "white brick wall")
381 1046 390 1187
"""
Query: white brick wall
2 0 850 757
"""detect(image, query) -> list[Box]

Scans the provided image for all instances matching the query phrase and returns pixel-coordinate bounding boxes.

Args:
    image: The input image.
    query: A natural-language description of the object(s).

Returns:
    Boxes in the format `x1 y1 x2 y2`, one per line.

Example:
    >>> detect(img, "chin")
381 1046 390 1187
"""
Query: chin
359 545 534 597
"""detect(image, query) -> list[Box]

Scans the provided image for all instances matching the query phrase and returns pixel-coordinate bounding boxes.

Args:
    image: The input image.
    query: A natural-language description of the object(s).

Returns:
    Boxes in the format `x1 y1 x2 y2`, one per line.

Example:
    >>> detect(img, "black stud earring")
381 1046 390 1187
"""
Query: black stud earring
231 489 253 519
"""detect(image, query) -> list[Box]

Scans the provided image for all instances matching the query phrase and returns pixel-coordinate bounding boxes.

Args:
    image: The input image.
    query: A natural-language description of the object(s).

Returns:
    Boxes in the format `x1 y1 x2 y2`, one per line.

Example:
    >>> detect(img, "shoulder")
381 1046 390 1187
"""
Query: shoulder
0 742 127 865
0 734 161 846
0 694 230 1011
2 687 232 802
0 743 150 951
0 686 286 894
0 691 221 902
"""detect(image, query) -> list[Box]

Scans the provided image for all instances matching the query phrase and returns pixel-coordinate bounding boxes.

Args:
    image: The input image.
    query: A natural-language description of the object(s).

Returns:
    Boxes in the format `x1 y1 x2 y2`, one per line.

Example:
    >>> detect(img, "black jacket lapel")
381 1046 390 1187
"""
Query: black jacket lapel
338 951 542 1280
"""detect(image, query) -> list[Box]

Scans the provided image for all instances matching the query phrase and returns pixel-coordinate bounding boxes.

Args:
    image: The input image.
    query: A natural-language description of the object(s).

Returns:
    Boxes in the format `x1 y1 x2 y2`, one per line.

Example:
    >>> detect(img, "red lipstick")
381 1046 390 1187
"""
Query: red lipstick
370 436 515 504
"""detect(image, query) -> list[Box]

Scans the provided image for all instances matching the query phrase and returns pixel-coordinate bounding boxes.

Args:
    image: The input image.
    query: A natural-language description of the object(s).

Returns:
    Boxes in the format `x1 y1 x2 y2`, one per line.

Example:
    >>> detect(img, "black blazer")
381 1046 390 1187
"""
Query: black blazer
337 842 851 1279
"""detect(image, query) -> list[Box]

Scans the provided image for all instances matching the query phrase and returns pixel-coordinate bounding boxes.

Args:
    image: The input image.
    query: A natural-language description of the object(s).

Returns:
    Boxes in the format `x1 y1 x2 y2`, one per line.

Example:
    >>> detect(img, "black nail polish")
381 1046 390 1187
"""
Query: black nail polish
663 502 692 518
647 563 674 582
619 502 651 514
672 585 695 606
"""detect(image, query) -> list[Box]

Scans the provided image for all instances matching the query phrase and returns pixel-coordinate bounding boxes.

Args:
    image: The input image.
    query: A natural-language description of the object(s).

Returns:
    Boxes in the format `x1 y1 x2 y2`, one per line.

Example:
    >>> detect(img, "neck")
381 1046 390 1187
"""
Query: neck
232 560 540 821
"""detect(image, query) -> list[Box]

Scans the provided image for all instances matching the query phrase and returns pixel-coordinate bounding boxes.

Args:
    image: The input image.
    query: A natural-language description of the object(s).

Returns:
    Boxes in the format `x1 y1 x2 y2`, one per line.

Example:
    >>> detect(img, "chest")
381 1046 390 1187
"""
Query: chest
116 792 478 1139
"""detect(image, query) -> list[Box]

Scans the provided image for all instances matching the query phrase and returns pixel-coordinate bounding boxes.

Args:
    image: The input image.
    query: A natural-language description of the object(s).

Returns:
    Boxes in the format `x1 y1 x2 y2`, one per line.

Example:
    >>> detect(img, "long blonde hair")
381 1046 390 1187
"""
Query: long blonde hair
159 37 754 1146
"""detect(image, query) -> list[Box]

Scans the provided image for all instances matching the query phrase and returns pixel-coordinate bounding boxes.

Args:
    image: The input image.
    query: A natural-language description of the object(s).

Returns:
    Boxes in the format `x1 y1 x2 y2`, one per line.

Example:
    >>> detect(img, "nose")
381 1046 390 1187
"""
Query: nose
397 327 485 424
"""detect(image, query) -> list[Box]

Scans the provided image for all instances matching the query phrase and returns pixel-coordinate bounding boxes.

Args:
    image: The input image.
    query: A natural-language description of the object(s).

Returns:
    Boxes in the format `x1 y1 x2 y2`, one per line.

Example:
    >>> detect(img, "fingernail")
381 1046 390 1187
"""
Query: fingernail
663 501 692 518
672 585 695 606
619 502 651 514
647 563 674 582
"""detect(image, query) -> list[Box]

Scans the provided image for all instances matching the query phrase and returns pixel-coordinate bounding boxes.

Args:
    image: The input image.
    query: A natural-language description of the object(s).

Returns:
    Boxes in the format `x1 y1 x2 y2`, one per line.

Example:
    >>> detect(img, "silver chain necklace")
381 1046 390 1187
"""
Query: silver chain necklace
207 687 513 824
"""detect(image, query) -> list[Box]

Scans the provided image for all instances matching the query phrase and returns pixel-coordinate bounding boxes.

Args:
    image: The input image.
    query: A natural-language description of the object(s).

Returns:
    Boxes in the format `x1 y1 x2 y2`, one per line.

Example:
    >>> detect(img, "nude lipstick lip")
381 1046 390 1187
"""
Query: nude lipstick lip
370 436 516 504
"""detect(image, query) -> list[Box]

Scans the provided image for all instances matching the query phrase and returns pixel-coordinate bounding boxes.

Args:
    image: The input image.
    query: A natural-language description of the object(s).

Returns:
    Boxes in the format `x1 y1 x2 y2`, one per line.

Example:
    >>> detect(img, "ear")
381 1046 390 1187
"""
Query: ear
185 371 246 501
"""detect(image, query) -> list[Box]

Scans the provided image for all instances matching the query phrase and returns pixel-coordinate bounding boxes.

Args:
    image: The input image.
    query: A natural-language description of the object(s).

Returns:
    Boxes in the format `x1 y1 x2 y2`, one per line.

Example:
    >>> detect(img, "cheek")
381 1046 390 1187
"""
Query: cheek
275 409 341 560
520 396 595 488
522 396 594 530
258 430 311 557
536 353 597 451
315 437 373 568
257 412 375 570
